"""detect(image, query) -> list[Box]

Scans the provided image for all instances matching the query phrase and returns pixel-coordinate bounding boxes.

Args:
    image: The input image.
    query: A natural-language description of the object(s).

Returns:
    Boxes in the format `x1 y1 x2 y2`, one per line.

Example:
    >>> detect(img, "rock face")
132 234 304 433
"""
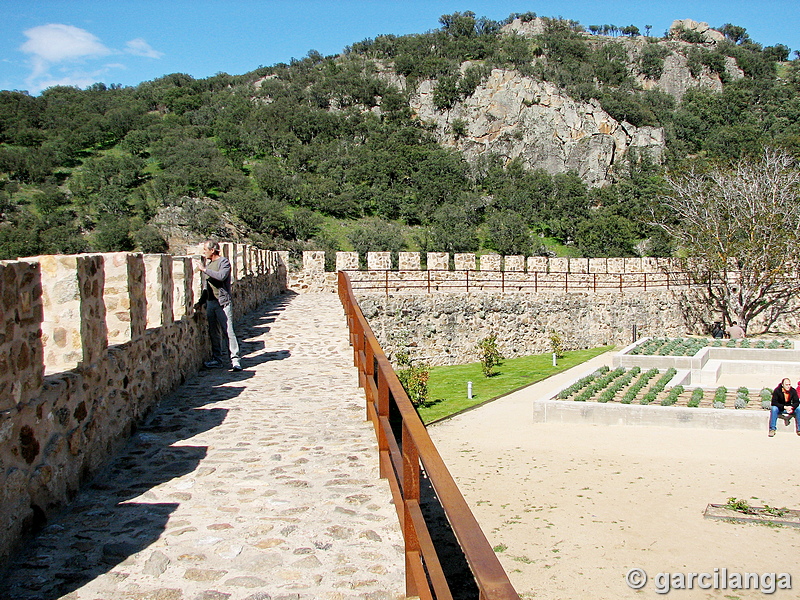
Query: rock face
635 46 743 100
669 18 726 44
410 69 665 187
502 17 743 102
401 17 740 186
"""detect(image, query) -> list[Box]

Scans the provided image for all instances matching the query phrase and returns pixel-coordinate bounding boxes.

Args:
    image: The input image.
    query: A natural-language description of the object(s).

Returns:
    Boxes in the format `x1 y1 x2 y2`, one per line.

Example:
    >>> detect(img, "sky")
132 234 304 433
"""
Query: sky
2 1 799 95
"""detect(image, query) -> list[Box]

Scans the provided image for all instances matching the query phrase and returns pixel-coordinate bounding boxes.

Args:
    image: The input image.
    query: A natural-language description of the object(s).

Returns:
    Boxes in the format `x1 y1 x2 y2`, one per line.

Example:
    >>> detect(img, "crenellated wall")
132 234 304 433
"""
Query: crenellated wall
288 251 684 293
286 251 800 365
0 244 287 566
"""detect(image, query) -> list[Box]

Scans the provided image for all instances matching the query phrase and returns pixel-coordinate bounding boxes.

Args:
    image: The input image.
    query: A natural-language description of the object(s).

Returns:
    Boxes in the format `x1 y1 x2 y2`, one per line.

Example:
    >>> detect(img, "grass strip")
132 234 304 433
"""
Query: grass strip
418 346 614 424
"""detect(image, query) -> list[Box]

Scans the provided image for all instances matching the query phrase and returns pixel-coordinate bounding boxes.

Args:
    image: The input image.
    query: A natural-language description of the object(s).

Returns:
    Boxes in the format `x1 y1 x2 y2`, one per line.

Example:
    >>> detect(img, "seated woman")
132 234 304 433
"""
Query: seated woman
769 378 800 437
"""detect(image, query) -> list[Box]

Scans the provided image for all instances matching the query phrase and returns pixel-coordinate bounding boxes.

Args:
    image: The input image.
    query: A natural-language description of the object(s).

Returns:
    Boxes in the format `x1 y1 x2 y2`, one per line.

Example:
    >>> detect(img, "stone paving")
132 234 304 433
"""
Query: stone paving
1 292 405 600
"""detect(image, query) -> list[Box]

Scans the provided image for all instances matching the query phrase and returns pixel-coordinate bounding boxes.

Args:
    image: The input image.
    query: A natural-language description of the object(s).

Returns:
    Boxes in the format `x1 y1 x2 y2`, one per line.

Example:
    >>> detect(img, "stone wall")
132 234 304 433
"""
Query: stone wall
0 244 286 566
288 251 682 293
357 291 688 366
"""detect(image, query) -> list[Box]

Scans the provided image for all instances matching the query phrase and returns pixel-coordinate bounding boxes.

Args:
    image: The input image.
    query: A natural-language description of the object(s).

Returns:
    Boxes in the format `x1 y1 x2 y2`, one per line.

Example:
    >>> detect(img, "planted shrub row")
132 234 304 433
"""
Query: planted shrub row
661 384 684 406
556 365 610 400
620 368 660 404
640 367 677 405
575 367 626 402
597 366 642 403
687 387 704 408
631 337 793 355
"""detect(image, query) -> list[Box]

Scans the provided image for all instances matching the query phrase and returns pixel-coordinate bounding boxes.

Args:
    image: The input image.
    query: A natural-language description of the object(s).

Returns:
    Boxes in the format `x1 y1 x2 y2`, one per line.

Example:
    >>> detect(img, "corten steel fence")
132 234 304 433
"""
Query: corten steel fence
338 271 520 600
343 269 702 295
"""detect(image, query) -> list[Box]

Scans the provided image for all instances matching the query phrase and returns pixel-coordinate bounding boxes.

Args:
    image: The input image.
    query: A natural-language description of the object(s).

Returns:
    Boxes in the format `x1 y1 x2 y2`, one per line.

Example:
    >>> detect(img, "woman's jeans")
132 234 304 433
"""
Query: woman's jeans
769 406 799 432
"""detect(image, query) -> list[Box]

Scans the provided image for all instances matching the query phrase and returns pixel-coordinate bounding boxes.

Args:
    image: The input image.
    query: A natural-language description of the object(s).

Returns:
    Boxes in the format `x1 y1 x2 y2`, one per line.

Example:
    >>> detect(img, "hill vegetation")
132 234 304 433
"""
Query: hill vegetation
0 11 798 260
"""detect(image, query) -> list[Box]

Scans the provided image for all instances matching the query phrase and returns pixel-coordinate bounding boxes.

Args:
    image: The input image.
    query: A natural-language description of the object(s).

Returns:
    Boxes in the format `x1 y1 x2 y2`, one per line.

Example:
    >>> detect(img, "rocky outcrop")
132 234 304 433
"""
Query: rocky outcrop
410 69 664 187
635 45 743 100
370 17 747 186
502 17 743 102
669 19 726 44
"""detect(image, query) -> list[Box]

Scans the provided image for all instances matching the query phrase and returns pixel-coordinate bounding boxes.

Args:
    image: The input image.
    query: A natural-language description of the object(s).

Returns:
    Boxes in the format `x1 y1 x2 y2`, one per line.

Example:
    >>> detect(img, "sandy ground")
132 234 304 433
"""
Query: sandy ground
428 354 800 599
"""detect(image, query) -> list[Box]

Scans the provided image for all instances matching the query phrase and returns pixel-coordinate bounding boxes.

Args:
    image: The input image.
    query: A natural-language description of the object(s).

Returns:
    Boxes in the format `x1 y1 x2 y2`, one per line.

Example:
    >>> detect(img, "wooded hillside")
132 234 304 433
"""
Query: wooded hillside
0 12 797 261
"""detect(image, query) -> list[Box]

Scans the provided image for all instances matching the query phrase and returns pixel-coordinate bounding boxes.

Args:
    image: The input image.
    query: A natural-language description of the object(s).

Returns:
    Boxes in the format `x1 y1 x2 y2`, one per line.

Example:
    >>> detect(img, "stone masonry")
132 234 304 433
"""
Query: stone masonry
0 292 404 599
0 245 287 568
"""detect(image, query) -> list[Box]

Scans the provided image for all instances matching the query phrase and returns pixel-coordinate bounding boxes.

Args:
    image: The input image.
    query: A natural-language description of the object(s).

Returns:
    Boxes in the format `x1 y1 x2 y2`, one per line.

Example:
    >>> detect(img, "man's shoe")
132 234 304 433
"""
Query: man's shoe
231 360 242 372
204 359 222 368
768 429 776 437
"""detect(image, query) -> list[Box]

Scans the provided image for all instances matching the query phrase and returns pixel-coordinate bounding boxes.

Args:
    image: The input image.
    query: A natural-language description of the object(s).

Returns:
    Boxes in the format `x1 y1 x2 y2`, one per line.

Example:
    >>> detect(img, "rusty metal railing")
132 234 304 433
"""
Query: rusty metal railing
341 269 701 295
338 270 520 600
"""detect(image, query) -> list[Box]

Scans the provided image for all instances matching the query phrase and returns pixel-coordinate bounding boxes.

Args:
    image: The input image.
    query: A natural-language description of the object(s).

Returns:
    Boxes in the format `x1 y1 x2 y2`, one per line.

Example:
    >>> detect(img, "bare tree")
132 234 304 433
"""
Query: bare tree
656 149 800 333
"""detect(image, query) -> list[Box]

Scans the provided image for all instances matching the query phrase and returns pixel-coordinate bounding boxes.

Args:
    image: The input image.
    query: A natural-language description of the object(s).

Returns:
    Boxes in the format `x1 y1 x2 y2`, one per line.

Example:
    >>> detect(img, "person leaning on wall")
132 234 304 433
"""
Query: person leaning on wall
768 378 800 437
193 240 243 371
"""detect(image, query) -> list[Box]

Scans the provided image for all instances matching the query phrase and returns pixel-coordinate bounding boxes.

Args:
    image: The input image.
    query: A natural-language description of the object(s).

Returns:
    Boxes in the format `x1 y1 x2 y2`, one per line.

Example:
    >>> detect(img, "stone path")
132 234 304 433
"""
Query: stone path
1 292 405 600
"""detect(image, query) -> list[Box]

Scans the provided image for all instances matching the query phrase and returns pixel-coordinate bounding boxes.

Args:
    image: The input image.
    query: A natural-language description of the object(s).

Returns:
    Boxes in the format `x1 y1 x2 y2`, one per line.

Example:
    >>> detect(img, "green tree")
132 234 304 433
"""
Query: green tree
132 225 168 253
347 217 405 266
485 210 530 256
574 210 637 257
426 204 480 253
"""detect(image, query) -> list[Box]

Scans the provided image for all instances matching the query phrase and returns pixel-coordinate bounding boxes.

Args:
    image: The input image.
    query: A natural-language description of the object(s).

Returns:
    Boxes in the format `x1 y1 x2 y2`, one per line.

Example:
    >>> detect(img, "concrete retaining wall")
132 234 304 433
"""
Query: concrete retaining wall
532 400 768 430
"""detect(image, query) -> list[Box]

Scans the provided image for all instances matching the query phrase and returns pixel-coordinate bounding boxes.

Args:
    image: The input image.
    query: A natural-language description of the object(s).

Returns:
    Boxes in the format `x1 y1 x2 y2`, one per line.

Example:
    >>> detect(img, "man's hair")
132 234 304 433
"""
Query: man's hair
204 240 220 253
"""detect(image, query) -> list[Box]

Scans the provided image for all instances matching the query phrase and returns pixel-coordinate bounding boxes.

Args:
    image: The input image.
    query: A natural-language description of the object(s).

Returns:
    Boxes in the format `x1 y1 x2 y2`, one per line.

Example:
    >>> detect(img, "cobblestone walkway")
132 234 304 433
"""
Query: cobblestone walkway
1 292 405 600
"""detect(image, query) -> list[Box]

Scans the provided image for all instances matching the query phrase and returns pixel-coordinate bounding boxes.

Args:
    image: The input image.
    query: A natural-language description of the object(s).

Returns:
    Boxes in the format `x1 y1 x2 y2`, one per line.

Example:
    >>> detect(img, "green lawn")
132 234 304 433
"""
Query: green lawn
417 346 614 424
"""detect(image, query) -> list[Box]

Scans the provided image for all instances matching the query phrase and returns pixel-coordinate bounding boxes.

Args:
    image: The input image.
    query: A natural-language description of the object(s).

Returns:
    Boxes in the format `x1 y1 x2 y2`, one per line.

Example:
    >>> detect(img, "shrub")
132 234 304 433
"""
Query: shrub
688 388 704 408
639 44 671 79
621 367 659 404
395 352 430 407
714 386 728 406
549 330 564 358
132 224 169 253
661 384 684 406
556 373 597 399
574 367 625 402
760 387 772 410
478 334 503 377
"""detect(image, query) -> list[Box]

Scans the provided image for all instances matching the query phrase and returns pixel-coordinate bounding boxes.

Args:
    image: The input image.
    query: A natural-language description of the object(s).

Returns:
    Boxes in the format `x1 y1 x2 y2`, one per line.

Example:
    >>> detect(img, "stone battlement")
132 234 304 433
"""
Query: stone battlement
0 244 287 566
290 251 686 293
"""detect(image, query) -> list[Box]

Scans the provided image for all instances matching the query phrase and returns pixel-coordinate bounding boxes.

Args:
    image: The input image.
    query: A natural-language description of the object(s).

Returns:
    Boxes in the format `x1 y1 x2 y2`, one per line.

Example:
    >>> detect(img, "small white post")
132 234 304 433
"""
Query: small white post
552 353 557 366
467 381 473 399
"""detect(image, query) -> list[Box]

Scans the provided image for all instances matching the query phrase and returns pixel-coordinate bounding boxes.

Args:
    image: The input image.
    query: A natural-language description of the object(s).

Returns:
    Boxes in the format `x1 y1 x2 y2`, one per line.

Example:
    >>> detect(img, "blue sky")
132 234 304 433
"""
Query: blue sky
2 1 799 94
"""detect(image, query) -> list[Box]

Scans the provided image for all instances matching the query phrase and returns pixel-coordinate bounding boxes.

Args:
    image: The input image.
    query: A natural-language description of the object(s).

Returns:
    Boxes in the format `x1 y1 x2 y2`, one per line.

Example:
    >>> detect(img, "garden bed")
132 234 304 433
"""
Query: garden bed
704 502 800 528
553 365 771 410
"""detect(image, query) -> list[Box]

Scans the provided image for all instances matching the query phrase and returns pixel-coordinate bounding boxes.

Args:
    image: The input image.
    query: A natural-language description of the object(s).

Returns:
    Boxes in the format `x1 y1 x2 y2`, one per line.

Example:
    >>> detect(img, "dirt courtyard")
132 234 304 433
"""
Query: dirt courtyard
428 362 800 599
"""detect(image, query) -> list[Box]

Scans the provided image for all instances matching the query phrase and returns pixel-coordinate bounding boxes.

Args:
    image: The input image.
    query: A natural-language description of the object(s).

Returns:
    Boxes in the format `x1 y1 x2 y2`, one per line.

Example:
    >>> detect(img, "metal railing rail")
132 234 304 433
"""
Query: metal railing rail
338 271 520 600
341 269 708 295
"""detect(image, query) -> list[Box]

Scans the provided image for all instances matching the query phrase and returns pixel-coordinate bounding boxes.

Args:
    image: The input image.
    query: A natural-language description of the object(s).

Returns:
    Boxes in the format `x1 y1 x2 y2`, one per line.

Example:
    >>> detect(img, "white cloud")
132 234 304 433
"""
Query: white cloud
20 24 111 63
125 38 164 59
18 24 161 94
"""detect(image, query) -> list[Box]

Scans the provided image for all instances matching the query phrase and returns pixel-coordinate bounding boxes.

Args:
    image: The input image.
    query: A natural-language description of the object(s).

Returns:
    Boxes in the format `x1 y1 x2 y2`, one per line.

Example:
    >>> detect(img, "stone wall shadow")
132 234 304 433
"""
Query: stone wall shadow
0 373 243 598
